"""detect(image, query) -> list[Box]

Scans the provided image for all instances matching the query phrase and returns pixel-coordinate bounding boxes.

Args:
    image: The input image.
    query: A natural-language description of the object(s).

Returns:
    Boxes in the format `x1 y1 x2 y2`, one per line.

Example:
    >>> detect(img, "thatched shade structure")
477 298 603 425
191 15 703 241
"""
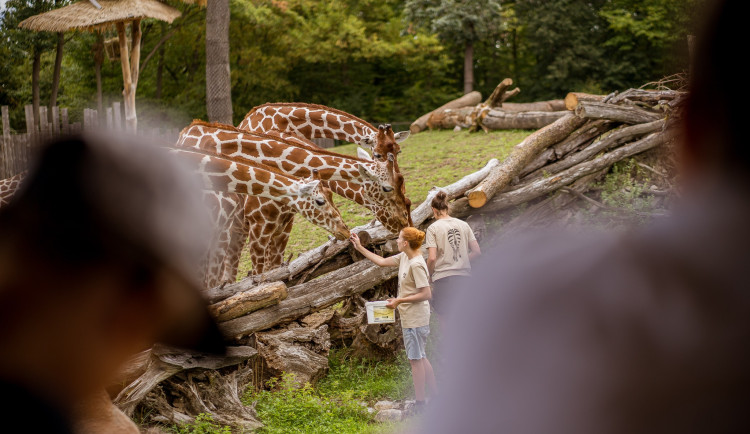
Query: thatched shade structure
19 0 183 131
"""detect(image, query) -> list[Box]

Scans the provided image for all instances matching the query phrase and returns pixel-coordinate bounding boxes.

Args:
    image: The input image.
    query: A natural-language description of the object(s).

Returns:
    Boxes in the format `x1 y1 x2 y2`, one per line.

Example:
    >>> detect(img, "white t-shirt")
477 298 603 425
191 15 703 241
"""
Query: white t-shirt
389 252 431 328
424 217 477 281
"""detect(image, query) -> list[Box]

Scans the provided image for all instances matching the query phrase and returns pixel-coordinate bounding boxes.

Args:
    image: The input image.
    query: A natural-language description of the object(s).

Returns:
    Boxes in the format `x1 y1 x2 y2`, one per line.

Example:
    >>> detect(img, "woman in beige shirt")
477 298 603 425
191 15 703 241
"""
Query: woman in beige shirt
350 227 436 411
425 191 481 318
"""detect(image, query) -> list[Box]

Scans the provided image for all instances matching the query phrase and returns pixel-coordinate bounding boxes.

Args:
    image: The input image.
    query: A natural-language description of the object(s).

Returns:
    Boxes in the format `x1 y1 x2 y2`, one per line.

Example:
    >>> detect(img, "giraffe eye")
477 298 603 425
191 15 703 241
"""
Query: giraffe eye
382 186 394 193
373 153 382 159
315 198 326 206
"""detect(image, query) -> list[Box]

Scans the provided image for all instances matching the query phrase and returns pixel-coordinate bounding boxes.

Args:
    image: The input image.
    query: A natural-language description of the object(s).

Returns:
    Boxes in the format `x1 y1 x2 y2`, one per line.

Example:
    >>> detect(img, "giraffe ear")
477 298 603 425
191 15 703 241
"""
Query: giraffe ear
360 135 375 151
357 148 372 161
298 180 320 197
357 163 379 181
394 131 410 143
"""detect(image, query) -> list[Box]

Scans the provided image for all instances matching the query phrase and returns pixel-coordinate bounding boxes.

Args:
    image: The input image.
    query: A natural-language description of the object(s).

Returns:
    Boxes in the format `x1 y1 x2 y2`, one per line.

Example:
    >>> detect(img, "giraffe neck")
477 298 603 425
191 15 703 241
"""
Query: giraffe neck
0 172 25 209
239 103 376 145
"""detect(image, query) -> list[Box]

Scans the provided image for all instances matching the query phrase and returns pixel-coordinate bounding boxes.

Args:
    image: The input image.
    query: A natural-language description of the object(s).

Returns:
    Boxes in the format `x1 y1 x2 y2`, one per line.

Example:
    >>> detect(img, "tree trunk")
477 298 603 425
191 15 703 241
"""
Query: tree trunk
564 92 604 110
575 101 663 124
208 281 287 322
156 23 166 100
412 91 481 133
465 114 587 208
463 41 474 94
501 100 566 113
94 33 104 114
205 0 233 124
49 33 64 113
32 48 41 129
480 110 568 130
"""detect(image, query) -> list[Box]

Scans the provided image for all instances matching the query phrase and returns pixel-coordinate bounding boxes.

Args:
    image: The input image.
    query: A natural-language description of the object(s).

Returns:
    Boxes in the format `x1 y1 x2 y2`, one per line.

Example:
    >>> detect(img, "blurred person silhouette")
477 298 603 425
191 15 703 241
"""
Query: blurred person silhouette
424 190 481 319
419 1 750 433
0 133 224 433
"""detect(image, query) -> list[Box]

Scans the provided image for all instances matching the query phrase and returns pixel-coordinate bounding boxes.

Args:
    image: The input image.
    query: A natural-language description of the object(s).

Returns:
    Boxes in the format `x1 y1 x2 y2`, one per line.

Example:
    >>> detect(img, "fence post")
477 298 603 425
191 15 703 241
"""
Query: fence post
61 108 69 135
113 102 122 131
39 106 49 137
24 105 36 137
1 106 10 179
51 106 60 135
106 108 113 128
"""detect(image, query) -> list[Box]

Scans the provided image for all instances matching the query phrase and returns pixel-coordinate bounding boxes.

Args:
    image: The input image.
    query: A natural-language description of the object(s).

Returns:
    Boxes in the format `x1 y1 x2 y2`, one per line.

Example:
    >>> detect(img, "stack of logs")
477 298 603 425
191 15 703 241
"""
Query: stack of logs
120 86 684 429
410 78 572 133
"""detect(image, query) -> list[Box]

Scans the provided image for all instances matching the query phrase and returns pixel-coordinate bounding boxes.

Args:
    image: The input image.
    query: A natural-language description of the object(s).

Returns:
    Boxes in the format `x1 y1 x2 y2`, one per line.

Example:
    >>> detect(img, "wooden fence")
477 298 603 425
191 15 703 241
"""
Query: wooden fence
0 103 180 179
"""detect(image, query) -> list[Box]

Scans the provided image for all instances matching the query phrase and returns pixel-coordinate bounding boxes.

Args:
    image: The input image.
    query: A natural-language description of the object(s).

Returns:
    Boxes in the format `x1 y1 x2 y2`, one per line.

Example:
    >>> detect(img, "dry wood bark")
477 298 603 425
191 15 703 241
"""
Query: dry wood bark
565 92 605 110
208 281 287 321
114 345 257 416
501 100 566 113
465 114 587 208
480 110 569 130
520 120 611 177
523 119 666 181
576 101 663 124
411 91 482 133
255 325 331 386
427 107 474 129
468 129 674 214
609 88 683 105
219 259 398 339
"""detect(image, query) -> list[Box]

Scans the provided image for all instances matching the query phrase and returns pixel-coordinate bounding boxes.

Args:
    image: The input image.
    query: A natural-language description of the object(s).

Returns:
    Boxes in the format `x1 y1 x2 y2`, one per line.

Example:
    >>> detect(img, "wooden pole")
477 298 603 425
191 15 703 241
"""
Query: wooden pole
117 21 137 132
51 106 59 135
61 108 69 135
113 102 122 131
1 106 10 178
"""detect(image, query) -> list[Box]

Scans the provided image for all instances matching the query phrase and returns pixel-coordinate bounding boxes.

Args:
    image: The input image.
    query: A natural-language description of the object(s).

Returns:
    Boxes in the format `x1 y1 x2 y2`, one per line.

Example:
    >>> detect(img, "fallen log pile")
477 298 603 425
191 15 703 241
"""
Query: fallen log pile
412 78 571 132
126 86 684 428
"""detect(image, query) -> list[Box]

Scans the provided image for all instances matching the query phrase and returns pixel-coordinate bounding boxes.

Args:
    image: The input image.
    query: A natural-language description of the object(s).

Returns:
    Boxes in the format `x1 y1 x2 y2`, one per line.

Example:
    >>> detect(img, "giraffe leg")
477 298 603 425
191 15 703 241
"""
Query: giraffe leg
265 212 295 271
220 196 249 285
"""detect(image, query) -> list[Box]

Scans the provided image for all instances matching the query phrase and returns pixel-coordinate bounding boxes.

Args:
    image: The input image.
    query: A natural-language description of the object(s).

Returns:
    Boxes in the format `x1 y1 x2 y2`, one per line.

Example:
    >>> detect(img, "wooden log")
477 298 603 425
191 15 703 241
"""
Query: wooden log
255 325 331 386
219 259 399 339
411 91 482 133
466 114 587 208
565 92 604 110
483 78 514 107
501 100 566 113
114 345 257 416
458 129 674 215
427 107 473 129
520 120 612 178
576 101 662 124
208 281 287 321
609 89 683 105
480 110 569 130
524 119 666 182
1 106 11 178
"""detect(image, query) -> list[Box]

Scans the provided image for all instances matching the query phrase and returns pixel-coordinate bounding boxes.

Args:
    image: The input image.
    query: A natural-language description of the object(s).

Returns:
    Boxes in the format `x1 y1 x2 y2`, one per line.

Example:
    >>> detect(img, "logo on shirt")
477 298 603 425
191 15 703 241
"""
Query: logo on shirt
447 228 461 261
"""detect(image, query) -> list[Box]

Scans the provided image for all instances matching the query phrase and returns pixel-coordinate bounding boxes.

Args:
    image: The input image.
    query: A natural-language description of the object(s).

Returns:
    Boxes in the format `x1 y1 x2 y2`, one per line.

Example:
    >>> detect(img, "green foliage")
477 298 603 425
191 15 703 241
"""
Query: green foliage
317 349 412 401
245 372 375 434
596 158 657 221
171 413 232 434
404 0 502 46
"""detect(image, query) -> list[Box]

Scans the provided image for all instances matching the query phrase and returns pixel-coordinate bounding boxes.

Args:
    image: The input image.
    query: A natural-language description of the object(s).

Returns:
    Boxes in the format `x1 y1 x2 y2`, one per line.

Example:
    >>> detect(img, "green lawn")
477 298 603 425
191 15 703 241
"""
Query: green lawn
236 129 533 278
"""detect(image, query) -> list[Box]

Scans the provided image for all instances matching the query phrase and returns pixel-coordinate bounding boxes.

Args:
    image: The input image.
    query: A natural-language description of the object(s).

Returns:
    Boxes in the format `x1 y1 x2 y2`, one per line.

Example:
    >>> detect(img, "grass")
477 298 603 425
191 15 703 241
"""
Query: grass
236 129 532 278
241 349 414 434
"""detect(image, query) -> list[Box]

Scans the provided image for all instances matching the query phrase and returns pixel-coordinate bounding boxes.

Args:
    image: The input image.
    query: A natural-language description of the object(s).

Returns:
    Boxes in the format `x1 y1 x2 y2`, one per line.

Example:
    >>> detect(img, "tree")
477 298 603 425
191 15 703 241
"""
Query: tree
1 0 61 126
205 0 232 124
405 0 502 94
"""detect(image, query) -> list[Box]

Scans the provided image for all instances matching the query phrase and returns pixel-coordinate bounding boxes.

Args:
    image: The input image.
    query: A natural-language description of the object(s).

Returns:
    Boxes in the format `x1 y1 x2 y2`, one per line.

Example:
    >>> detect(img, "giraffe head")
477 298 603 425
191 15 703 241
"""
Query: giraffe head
287 176 351 241
354 153 412 232
360 124 410 162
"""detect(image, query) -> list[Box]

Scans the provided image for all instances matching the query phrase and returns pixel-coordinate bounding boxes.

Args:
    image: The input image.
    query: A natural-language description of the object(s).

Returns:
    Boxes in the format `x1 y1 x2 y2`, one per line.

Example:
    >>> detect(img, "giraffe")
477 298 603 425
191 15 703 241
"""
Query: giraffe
176 121 411 233
238 102 410 163
0 172 25 208
167 148 350 287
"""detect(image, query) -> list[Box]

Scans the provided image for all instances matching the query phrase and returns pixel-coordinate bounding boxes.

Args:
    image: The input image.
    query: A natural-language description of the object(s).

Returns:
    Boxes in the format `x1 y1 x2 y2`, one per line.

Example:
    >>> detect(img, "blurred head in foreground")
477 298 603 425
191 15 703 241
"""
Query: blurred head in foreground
420 1 750 433
0 133 223 426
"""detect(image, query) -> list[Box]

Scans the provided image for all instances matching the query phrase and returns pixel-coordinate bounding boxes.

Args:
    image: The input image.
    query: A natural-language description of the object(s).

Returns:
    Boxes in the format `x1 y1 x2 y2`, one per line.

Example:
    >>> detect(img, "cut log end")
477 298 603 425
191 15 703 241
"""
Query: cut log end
467 190 487 208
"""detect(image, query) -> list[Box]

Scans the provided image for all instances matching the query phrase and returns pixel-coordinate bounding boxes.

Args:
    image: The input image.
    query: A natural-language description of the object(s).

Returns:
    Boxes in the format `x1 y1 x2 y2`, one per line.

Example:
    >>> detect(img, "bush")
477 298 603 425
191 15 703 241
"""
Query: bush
171 413 232 434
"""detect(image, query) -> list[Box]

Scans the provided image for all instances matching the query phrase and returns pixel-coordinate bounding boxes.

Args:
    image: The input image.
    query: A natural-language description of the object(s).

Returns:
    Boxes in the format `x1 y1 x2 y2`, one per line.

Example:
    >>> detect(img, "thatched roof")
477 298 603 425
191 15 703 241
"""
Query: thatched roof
18 0 182 32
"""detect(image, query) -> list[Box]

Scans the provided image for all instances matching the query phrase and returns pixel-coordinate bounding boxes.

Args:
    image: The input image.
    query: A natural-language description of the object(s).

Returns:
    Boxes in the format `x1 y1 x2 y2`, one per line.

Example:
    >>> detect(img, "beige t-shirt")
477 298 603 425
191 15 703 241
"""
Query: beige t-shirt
425 217 477 281
389 252 431 329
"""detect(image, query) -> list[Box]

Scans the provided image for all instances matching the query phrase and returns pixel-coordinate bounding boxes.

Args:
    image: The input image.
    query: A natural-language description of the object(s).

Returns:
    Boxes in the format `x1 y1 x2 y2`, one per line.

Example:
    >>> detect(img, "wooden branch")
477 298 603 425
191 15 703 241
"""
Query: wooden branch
484 78 513 107
411 91 482 133
609 88 683 105
219 259 399 339
565 92 604 110
465 114 587 208
479 110 568 130
114 345 257 416
208 281 287 321
500 100 566 113
575 101 663 124
560 187 669 218
472 129 675 213
520 120 612 177
523 119 666 181
500 87 521 103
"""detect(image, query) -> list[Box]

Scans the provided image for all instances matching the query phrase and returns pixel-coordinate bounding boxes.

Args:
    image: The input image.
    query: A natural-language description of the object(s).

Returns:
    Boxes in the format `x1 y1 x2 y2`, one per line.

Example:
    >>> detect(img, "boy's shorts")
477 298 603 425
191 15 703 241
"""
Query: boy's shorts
402 325 430 360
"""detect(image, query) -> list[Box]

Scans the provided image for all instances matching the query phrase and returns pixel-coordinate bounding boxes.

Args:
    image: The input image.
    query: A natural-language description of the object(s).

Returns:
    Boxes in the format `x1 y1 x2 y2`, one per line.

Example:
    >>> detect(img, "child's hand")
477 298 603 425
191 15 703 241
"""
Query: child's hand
349 232 361 249
386 298 399 309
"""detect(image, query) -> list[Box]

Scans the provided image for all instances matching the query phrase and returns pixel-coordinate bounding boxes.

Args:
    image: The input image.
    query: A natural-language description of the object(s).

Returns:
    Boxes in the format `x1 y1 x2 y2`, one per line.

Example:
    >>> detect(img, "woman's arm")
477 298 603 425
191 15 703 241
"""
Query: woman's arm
427 247 438 277
468 240 482 261
386 286 432 309
349 232 396 267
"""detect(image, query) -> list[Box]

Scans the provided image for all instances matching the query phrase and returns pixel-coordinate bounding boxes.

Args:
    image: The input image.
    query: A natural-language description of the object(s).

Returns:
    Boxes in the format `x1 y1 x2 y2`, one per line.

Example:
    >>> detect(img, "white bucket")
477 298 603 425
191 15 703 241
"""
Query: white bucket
365 301 396 324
